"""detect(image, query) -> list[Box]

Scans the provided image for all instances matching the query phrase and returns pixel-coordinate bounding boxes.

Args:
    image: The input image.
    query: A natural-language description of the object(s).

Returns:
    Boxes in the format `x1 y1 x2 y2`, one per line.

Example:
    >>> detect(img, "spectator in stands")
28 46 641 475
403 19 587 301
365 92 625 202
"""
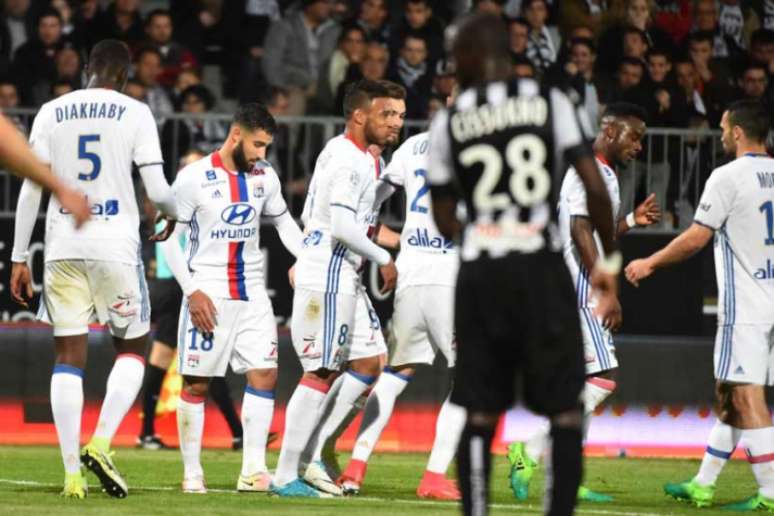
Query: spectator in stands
473 0 507 17
354 0 390 44
750 29 774 75
431 58 456 101
390 0 445 65
650 0 692 45
508 17 530 56
718 0 761 50
511 52 536 78
568 37 601 131
602 56 648 104
101 0 145 47
426 92 445 119
523 0 560 75
11 8 69 106
0 0 38 76
133 46 174 124
692 0 743 59
52 46 81 88
645 48 680 126
597 0 673 78
170 68 202 108
144 9 198 89
70 0 103 52
737 61 770 105
161 84 225 176
124 77 145 102
623 26 650 61
51 79 73 98
672 57 709 126
686 31 734 125
317 24 366 114
264 86 307 206
388 31 433 119
0 78 24 133
558 0 610 37
262 0 340 116
51 0 74 39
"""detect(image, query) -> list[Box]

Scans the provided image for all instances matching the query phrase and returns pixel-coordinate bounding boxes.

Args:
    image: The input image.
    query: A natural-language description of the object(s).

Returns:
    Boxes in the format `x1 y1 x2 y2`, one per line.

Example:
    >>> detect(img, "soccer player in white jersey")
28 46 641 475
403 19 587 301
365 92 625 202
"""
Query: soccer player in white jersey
9 40 178 499
627 99 774 511
335 129 466 500
271 79 406 498
160 103 303 494
508 102 660 503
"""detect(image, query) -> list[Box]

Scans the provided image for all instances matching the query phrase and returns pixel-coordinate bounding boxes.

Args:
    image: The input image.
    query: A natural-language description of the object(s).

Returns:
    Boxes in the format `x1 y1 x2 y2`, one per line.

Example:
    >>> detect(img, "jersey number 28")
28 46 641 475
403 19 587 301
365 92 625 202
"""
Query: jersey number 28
460 134 550 211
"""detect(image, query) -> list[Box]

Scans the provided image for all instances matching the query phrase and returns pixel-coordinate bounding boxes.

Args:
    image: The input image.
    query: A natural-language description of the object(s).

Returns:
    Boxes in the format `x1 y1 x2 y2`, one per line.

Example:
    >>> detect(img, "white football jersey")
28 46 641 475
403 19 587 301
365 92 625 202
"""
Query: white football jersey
381 132 458 293
173 152 288 300
295 134 380 295
29 88 163 264
558 156 620 306
694 153 774 324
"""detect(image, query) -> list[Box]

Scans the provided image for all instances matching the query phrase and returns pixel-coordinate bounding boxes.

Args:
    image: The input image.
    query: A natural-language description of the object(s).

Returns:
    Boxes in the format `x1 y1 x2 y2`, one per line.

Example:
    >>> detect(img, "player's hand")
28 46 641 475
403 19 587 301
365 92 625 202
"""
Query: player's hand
54 183 90 228
624 258 654 287
188 289 217 333
379 259 397 294
10 262 33 308
589 267 618 324
149 213 177 242
600 296 622 332
634 193 661 226
288 265 296 289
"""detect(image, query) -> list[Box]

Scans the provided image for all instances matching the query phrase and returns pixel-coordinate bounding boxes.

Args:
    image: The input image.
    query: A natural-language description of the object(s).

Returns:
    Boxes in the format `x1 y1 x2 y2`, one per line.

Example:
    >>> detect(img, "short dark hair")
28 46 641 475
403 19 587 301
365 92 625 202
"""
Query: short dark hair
727 99 770 143
647 47 672 62
260 85 289 107
38 8 62 25
687 30 714 47
402 30 428 47
623 26 647 44
407 0 431 7
89 39 131 77
601 102 648 124
507 17 529 30
146 8 172 26
180 84 215 111
742 60 768 76
233 102 277 135
338 23 367 45
619 56 645 71
134 45 162 62
569 37 595 54
751 29 774 48
452 13 511 89
342 79 406 119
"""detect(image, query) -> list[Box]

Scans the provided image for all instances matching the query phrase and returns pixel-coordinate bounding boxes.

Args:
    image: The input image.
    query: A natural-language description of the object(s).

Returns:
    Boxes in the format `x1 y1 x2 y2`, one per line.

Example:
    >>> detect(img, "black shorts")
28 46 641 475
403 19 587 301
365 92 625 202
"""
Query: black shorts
149 278 183 348
451 251 585 417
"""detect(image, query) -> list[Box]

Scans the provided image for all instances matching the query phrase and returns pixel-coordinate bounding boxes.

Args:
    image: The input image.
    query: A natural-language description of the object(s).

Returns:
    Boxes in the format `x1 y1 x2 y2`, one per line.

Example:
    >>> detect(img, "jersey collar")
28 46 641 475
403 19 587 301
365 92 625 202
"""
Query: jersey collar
211 150 239 175
595 153 612 168
344 132 367 153
744 152 769 158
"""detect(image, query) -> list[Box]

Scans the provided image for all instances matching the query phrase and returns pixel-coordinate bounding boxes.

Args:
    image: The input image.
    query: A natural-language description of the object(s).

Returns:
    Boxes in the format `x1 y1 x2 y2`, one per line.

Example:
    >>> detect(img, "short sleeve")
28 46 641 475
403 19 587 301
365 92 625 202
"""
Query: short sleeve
550 88 593 163
133 104 164 167
426 110 453 186
262 171 289 217
563 168 589 217
28 104 51 163
329 161 362 212
171 167 199 223
694 168 734 230
381 144 408 188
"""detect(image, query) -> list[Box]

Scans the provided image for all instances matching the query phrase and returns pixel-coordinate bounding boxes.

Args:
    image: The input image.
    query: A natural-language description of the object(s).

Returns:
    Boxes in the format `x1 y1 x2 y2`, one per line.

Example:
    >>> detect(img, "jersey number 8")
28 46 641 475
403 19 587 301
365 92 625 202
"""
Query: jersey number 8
460 134 550 211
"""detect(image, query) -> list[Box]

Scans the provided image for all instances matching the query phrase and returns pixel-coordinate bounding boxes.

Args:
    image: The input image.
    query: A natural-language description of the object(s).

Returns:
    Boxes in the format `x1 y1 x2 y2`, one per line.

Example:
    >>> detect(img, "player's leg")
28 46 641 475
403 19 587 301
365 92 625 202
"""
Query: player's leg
138 340 175 448
209 377 244 449
178 375 210 493
272 288 354 497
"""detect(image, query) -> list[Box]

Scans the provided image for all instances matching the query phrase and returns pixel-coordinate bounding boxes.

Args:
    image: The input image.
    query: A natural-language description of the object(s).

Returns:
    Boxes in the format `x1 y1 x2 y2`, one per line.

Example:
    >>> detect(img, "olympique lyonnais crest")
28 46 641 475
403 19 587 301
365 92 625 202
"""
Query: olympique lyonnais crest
253 182 264 198
187 354 200 369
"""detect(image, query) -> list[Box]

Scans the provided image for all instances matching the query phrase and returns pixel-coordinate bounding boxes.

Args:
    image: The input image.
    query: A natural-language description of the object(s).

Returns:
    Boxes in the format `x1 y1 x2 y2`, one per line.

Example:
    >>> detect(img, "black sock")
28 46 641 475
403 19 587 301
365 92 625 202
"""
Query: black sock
141 364 166 437
209 377 243 438
456 422 494 516
546 425 583 516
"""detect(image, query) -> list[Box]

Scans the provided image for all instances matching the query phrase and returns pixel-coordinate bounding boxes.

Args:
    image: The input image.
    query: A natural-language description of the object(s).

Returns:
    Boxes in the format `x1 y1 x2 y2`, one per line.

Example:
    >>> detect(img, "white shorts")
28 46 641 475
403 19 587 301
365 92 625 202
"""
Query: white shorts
177 294 278 377
38 259 150 339
714 324 774 385
291 286 386 372
579 306 618 375
389 285 456 368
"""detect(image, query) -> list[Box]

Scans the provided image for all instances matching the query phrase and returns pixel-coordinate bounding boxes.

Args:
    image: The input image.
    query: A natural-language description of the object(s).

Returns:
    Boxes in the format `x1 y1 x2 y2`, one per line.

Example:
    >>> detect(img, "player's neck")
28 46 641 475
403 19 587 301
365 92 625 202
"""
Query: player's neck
344 127 367 152
86 75 119 90
217 147 238 172
735 142 768 159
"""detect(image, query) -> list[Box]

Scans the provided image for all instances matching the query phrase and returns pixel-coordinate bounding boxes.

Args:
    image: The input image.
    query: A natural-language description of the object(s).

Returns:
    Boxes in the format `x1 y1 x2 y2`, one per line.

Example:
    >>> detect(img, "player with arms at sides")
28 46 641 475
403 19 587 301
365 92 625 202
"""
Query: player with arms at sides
427 14 620 516
336 104 466 500
271 79 405 498
9 39 178 499
160 103 303 494
508 102 660 503
626 99 774 511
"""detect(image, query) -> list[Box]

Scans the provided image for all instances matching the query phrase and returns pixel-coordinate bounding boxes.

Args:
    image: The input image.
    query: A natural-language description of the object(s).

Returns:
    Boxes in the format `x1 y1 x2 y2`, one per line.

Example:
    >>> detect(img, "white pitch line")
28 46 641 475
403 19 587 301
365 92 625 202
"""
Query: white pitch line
0 478 669 515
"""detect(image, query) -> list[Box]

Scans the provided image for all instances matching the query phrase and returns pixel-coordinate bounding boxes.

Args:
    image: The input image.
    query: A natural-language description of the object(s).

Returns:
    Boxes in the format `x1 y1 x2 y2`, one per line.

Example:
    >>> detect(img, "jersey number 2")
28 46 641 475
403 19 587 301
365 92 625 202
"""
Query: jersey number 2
410 169 429 213
77 134 101 181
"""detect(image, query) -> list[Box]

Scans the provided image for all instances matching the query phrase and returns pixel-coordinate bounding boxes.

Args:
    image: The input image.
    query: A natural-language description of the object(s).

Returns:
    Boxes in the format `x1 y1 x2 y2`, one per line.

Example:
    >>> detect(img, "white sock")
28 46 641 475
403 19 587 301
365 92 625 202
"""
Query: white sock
582 377 616 441
694 419 741 487
274 379 328 486
744 427 774 498
426 396 466 474
92 354 145 444
51 365 84 474
240 387 275 476
351 370 409 463
301 374 345 470
311 370 376 462
525 420 550 463
177 393 206 479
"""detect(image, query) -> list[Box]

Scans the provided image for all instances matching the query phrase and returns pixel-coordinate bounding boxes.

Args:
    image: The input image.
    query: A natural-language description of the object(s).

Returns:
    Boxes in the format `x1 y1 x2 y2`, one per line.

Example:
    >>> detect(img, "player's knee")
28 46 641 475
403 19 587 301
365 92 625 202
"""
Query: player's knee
148 341 175 368
350 356 383 377
467 411 499 429
114 334 148 357
729 385 764 417
551 407 584 430
183 377 210 398
246 368 278 391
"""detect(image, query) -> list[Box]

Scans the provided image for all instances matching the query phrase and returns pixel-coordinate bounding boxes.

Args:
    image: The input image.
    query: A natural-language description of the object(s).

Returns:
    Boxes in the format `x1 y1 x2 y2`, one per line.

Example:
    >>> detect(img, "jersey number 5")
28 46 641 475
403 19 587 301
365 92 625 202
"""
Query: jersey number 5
460 134 550 211
77 134 101 181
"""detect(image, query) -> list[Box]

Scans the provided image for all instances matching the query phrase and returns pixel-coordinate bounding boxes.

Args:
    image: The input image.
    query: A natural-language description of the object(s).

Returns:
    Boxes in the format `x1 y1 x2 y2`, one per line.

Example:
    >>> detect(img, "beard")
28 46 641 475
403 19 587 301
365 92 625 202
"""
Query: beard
233 140 253 172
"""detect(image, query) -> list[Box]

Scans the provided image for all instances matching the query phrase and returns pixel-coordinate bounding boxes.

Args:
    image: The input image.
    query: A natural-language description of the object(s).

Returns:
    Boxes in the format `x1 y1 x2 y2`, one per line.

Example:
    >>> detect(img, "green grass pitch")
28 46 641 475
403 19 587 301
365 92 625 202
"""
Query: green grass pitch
0 446 758 515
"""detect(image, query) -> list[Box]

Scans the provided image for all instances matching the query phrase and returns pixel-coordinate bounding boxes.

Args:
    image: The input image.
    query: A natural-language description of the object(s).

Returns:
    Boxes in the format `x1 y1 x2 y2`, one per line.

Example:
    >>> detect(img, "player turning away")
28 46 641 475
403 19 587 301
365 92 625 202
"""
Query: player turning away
427 14 620 516
10 40 178 499
337 127 466 500
626 99 774 512
271 79 405 498
161 104 303 494
508 102 660 503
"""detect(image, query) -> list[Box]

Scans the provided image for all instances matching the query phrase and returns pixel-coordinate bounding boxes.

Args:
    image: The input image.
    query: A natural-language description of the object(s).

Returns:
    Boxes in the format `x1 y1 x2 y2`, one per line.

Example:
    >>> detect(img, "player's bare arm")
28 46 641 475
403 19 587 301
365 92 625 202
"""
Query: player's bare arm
625 223 713 287
375 224 400 250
